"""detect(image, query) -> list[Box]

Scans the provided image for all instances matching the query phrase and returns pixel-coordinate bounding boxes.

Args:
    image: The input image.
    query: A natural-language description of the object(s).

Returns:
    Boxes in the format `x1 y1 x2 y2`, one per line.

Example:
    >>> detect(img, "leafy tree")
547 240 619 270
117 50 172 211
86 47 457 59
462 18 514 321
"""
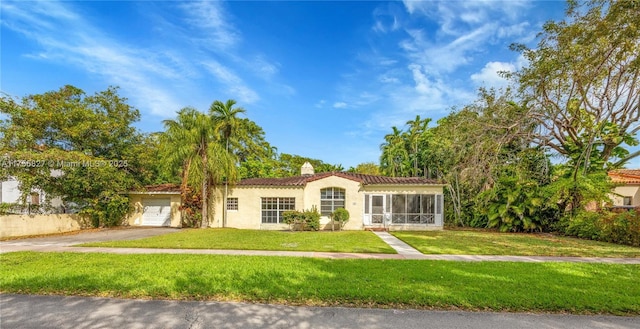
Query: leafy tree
347 162 381 175
0 85 149 226
273 153 343 177
510 0 639 214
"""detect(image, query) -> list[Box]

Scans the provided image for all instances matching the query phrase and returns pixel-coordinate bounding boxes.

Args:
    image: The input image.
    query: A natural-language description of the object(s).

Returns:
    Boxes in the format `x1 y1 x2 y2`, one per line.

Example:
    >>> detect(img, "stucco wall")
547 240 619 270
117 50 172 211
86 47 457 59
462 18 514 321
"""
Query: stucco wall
611 185 640 206
0 214 84 239
128 193 182 227
213 178 445 231
304 176 364 230
213 186 304 229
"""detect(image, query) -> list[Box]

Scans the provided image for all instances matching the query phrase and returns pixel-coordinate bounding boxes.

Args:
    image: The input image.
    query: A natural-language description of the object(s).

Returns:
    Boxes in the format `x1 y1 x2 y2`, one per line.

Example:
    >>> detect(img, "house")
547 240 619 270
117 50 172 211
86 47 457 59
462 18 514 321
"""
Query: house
0 176 63 214
127 183 182 227
129 163 446 230
608 169 640 208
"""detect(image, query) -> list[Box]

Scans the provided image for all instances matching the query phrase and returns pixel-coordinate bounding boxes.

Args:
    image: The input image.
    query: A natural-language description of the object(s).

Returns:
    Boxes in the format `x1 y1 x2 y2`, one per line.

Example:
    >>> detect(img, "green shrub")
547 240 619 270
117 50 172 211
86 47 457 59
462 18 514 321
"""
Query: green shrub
282 210 301 231
80 192 130 228
561 210 640 247
302 206 320 231
282 206 320 231
331 208 350 230
564 211 602 240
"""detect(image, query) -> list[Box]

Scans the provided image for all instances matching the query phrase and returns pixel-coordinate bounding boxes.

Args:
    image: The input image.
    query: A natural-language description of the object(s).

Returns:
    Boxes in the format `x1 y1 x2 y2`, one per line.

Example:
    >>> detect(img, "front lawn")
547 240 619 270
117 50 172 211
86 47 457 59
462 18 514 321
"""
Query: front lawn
393 229 640 258
1 252 638 315
78 228 396 254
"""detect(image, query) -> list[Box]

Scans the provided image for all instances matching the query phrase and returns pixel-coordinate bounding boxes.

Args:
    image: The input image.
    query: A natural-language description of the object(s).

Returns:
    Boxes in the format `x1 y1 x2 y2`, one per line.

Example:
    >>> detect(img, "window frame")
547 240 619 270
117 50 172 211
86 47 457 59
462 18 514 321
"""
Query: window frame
261 197 295 224
226 197 238 211
320 187 346 216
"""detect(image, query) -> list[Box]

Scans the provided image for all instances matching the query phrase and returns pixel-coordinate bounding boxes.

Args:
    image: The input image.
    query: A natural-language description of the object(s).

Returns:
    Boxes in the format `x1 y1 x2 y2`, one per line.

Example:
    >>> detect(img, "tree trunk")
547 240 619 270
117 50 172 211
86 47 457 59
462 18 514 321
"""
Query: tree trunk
201 143 209 228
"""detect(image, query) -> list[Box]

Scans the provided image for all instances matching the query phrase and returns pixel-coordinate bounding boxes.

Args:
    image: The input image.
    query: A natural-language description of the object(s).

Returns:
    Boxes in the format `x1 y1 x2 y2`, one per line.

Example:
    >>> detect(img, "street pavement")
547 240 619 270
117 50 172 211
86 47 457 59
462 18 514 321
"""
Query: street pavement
1 294 638 329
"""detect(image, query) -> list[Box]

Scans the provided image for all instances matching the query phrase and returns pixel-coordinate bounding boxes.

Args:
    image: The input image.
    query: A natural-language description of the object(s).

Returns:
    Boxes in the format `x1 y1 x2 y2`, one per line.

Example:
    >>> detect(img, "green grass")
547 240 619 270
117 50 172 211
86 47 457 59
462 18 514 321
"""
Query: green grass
78 228 396 254
1 252 638 315
392 229 640 258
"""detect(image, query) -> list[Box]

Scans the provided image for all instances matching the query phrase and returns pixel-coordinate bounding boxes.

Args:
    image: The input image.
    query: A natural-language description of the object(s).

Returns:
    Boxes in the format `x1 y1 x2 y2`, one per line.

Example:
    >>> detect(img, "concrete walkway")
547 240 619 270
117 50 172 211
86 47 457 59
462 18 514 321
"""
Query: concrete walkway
2 228 640 263
372 231 425 259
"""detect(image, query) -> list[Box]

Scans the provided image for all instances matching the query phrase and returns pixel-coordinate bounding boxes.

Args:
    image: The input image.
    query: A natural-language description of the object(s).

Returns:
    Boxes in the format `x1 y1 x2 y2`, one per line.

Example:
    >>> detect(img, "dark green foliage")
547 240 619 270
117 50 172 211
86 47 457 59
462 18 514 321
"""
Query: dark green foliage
282 206 320 231
0 85 155 227
560 210 640 247
81 192 130 227
331 207 350 230
477 177 555 232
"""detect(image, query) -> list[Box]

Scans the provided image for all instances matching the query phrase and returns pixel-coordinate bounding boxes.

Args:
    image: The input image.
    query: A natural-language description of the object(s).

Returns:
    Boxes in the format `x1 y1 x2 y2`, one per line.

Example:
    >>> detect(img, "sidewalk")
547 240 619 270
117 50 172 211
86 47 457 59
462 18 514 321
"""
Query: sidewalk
2 240 640 263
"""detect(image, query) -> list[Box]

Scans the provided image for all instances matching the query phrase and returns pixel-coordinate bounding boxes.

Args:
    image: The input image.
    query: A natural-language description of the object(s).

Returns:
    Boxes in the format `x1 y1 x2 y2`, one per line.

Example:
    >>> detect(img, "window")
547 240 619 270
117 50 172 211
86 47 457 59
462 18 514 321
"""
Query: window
226 197 238 211
320 187 345 216
261 197 295 223
623 196 632 206
30 192 40 206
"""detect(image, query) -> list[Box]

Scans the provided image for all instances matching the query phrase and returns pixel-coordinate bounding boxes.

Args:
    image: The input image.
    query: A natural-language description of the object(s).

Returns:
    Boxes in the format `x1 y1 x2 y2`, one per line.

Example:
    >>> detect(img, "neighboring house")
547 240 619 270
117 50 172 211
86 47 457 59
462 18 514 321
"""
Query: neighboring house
130 163 446 230
608 169 640 208
0 177 62 214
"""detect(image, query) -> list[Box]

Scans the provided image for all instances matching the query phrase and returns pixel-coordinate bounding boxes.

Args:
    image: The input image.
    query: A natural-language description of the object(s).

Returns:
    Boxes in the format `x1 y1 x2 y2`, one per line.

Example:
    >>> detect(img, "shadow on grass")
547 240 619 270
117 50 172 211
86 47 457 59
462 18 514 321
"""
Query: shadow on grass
1 252 639 315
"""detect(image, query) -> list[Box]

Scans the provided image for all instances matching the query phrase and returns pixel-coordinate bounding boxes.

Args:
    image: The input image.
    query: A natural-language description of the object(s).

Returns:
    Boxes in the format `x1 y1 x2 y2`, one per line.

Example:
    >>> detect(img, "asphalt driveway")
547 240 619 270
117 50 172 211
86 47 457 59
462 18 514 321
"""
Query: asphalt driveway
1 294 638 329
0 227 180 247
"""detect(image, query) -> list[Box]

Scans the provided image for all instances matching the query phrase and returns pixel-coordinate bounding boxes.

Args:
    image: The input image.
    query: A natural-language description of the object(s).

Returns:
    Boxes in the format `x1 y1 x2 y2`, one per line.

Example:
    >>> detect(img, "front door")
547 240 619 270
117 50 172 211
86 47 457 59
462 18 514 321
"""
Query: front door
364 194 388 225
371 195 384 224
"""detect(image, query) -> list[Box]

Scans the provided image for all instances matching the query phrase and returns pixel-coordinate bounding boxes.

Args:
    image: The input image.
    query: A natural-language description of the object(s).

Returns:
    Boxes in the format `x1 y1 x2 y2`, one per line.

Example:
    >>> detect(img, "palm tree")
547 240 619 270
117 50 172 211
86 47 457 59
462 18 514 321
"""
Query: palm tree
405 115 430 177
209 99 245 227
380 126 408 177
162 107 234 227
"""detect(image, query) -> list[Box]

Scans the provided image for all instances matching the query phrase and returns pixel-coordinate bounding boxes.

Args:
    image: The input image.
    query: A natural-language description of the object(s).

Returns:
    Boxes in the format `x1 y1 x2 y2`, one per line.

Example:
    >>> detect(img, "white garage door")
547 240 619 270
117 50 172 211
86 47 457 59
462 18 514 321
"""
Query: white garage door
142 198 171 226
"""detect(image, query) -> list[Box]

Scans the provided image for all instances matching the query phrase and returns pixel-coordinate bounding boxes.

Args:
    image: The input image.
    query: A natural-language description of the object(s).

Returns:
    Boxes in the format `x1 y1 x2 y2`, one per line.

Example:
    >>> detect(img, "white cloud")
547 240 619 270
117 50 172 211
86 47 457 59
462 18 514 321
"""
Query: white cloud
470 61 516 88
1 1 186 117
333 102 348 109
179 1 240 50
201 61 259 104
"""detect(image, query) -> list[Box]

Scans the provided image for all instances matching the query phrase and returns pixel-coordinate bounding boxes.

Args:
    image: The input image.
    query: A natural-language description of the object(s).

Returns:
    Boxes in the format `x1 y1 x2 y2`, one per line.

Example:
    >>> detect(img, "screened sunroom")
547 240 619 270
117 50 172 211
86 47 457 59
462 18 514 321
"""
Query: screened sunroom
362 193 443 228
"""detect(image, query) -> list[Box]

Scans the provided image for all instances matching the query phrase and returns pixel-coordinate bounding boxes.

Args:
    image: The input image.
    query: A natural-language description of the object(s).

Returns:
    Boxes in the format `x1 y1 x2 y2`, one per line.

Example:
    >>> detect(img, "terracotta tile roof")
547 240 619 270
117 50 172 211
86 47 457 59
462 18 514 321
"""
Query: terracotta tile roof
609 169 640 184
237 172 442 187
138 183 181 192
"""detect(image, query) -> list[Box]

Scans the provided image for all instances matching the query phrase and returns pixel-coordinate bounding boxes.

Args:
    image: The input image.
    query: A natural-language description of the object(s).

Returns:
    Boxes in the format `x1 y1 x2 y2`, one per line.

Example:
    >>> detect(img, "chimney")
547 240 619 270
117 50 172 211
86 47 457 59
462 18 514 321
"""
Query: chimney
301 162 315 176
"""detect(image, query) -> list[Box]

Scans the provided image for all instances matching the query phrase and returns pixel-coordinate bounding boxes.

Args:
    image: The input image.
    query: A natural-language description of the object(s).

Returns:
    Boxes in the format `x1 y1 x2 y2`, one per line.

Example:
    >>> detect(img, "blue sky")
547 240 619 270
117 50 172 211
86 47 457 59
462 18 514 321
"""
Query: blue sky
2 0 637 169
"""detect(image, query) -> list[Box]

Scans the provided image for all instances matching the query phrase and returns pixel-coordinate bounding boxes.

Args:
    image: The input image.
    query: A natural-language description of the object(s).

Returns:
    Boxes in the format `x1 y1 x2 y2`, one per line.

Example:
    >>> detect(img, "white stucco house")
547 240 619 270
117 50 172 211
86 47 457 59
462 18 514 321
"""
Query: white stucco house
128 163 446 230
0 177 62 214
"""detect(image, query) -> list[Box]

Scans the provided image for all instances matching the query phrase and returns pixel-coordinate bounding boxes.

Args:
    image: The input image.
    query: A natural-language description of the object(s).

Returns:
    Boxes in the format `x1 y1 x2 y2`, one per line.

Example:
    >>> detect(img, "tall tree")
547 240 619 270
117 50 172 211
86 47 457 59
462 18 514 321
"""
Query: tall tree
0 85 148 226
510 0 639 214
405 115 430 177
380 126 407 177
348 162 381 175
161 107 235 227
510 0 639 171
209 99 245 227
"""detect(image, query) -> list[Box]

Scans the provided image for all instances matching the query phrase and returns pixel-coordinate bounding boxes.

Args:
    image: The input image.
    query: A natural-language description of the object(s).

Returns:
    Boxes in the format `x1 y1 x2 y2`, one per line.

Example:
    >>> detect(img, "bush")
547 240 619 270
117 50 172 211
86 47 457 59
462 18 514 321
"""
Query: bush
282 206 320 231
80 192 130 228
560 210 640 247
331 208 350 230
